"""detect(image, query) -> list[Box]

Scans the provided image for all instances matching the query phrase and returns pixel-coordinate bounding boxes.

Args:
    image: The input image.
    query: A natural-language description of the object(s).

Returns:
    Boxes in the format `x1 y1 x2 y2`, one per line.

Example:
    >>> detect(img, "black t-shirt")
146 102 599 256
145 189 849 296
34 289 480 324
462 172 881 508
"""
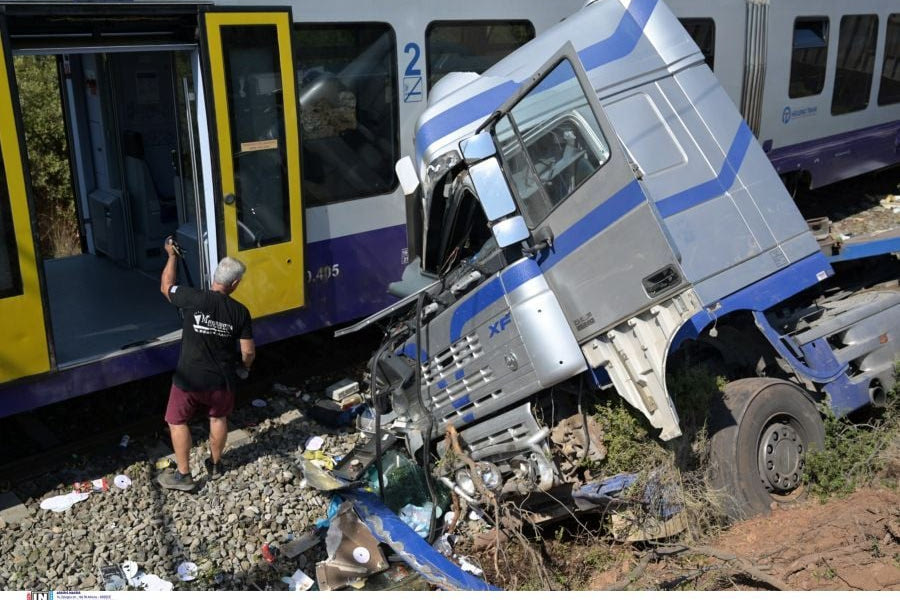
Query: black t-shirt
169 285 252 391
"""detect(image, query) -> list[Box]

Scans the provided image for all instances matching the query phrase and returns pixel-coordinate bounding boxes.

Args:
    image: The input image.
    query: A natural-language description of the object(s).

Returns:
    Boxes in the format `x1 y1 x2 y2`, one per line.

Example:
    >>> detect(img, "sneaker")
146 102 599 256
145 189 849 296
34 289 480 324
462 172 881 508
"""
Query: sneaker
157 469 196 492
205 457 225 480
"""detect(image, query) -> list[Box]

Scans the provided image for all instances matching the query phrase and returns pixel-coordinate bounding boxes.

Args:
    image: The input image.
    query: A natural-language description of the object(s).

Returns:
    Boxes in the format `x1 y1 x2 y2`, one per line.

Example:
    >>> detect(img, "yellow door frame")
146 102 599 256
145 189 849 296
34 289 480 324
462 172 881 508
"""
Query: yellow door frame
0 25 51 383
203 10 304 317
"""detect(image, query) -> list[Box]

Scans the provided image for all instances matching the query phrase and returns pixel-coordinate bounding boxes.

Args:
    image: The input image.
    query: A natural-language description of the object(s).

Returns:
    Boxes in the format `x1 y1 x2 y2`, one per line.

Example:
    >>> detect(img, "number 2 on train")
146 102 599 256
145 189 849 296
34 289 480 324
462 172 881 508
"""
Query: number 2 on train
403 42 423 102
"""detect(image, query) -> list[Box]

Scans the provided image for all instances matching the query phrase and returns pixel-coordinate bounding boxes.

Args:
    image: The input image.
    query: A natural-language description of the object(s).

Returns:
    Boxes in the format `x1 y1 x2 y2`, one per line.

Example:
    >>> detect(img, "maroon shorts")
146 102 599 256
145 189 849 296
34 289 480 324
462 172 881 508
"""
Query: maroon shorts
165 384 235 425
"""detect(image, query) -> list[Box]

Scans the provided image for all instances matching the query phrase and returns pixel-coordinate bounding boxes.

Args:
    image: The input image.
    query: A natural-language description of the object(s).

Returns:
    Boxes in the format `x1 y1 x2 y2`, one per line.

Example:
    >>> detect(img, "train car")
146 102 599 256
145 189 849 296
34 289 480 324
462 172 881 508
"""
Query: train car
668 0 900 190
0 0 583 417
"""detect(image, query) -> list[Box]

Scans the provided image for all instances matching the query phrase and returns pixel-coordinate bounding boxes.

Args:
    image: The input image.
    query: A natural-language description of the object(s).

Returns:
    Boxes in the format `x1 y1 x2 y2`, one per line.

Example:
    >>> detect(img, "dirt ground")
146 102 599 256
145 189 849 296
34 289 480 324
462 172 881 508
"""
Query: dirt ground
563 486 900 591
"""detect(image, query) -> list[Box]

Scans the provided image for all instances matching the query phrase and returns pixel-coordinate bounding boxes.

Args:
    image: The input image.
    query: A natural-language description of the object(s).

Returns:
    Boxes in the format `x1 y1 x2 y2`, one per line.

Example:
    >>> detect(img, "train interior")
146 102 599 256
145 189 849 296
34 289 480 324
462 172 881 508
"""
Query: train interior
14 49 205 367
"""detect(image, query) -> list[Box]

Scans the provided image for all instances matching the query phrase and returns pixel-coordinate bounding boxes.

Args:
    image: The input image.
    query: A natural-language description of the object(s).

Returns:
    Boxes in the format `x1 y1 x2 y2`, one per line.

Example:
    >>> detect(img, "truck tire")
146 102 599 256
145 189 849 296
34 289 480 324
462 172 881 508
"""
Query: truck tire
707 378 825 519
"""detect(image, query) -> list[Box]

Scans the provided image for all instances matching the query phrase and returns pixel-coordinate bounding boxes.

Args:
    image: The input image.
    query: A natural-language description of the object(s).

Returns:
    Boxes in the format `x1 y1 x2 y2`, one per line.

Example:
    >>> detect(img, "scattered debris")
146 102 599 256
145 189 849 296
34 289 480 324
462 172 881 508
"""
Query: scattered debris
155 457 174 470
399 502 438 538
73 478 108 493
122 560 174 591
118 435 130 450
113 474 132 490
261 542 278 564
176 561 198 582
302 450 336 471
39 491 90 512
315 501 388 590
345 489 500 591
251 399 268 408
326 379 359 402
305 436 325 452
281 530 322 558
281 569 315 591
99 564 127 591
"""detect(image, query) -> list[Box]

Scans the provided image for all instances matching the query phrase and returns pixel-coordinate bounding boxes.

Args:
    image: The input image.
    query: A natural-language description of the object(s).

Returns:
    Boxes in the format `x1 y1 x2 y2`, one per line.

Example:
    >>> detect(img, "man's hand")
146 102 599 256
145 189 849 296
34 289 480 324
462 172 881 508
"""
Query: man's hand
161 237 178 300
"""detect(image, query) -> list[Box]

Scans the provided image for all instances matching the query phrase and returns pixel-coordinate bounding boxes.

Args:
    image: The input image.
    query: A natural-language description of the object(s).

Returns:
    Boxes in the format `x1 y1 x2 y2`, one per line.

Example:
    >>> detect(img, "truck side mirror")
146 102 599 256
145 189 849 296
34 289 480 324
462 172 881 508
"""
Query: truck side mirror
460 131 497 164
468 158 516 220
492 215 529 248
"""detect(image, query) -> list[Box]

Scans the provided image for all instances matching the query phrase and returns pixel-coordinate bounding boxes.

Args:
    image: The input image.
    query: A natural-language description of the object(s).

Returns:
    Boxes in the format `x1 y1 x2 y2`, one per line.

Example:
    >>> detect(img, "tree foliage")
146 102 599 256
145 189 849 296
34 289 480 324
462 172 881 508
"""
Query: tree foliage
13 55 79 257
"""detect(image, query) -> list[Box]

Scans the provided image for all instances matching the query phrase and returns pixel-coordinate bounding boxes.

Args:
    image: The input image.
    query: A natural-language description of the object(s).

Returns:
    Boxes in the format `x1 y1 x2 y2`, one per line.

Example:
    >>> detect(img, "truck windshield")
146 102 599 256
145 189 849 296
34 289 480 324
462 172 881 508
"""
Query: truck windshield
493 58 610 226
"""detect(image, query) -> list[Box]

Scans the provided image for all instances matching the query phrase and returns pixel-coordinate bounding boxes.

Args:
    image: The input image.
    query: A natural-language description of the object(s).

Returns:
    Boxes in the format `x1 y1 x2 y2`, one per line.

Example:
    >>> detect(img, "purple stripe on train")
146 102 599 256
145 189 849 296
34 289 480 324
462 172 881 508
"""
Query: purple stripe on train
0 225 407 418
767 119 900 188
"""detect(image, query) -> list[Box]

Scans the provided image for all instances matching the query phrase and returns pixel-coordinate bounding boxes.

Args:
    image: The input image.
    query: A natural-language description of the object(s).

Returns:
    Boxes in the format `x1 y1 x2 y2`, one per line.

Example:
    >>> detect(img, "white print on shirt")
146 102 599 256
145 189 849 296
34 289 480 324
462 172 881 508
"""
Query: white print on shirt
192 312 234 337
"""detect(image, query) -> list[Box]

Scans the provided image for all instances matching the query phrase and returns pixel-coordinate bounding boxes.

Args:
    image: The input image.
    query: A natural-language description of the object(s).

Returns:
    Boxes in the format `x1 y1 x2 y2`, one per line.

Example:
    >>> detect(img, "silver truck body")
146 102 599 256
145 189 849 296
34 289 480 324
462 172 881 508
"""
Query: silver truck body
348 0 898 511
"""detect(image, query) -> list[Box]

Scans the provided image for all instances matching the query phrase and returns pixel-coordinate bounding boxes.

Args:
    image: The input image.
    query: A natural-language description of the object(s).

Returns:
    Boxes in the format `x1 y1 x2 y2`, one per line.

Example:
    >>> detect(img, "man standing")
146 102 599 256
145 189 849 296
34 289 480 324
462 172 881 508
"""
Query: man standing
158 238 255 491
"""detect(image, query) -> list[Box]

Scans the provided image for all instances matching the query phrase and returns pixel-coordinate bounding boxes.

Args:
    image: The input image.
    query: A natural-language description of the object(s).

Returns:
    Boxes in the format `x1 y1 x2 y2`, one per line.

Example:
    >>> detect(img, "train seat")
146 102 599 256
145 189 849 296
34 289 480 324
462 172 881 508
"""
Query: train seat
123 130 176 270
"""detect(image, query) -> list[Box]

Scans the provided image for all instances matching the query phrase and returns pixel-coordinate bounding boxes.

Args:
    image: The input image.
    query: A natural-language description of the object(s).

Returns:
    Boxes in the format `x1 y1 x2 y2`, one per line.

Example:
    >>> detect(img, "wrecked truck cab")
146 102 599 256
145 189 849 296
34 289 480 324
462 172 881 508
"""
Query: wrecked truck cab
340 0 898 520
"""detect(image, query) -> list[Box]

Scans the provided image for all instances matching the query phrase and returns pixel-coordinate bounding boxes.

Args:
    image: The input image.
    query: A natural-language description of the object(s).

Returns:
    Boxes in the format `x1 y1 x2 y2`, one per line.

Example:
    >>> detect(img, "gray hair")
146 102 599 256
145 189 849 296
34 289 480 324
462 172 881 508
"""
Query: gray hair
213 256 246 286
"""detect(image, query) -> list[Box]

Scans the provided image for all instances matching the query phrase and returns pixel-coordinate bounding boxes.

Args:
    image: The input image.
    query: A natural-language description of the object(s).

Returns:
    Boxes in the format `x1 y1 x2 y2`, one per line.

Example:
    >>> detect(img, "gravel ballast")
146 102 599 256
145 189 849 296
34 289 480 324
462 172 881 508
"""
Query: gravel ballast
0 391 362 591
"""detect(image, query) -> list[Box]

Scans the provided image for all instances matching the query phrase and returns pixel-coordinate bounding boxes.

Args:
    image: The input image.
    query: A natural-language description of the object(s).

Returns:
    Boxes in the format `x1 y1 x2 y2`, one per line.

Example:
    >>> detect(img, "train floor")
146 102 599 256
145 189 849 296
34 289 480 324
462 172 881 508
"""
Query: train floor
43 254 180 366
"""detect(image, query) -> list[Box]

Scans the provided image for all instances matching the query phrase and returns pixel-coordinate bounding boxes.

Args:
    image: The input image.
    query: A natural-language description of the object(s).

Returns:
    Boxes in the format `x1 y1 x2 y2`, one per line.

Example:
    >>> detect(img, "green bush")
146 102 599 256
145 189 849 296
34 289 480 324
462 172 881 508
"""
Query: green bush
804 373 900 499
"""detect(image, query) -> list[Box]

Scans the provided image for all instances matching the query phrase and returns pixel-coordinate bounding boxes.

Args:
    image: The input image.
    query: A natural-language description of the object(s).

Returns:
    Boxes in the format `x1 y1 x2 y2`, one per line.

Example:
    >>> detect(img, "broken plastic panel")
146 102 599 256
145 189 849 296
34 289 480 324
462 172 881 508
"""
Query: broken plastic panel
316 501 389 591
344 489 500 591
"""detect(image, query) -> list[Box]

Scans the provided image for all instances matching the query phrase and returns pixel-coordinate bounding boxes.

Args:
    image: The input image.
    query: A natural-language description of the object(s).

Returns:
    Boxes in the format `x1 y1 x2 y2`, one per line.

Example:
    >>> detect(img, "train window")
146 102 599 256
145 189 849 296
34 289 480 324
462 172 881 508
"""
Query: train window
494 58 610 228
426 21 535 90
679 18 715 71
0 145 23 299
789 17 828 98
878 14 900 105
832 14 878 115
221 25 291 250
294 23 399 205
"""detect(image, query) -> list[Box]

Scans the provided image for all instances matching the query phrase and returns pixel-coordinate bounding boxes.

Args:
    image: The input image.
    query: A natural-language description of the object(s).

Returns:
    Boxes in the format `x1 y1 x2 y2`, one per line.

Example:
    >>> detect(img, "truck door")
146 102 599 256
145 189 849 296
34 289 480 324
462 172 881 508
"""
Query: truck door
202 10 304 317
492 46 685 341
0 20 51 383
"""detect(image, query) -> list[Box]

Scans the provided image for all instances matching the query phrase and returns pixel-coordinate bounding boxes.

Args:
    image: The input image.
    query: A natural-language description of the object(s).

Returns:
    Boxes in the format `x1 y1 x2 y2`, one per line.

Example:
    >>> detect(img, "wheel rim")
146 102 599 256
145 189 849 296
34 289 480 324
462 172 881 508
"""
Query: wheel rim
757 416 806 494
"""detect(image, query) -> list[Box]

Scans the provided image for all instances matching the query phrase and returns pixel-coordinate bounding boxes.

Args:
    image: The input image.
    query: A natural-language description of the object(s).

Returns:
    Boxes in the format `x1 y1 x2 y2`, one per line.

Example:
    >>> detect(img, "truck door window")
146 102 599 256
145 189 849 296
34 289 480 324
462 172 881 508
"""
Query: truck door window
493 58 610 227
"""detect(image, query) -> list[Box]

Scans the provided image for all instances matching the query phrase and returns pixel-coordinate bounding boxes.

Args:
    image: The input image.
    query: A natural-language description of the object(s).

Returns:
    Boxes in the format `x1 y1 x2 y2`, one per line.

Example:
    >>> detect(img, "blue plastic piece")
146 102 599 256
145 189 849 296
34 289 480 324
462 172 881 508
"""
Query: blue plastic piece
315 495 344 529
344 490 501 591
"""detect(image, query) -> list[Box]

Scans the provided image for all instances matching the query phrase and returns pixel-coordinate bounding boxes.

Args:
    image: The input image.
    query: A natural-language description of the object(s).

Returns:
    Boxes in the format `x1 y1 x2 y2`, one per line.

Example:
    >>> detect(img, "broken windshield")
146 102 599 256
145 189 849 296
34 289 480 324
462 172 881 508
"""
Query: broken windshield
493 58 610 226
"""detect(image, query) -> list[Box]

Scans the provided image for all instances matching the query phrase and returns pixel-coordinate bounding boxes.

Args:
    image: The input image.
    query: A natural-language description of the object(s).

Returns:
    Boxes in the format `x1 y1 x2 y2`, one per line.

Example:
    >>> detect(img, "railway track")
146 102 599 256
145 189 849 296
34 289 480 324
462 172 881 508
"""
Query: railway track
0 327 379 492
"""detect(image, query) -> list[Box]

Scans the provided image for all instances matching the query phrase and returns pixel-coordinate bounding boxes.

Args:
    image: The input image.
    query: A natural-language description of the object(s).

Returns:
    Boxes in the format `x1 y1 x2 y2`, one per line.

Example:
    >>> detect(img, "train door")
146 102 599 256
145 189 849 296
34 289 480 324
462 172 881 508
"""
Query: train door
0 19 50 383
202 10 305 317
2 5 208 368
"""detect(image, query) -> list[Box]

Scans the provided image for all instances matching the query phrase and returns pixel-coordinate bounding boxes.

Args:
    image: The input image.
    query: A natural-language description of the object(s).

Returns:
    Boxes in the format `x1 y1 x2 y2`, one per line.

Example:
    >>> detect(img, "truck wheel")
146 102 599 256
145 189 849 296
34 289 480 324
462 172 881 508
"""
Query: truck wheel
707 378 824 519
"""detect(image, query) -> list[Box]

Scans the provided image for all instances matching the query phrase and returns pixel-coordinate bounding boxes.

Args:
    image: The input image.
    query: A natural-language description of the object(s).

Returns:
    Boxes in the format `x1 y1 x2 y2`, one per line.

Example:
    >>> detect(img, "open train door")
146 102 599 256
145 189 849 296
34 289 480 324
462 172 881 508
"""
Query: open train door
202 9 305 317
0 16 50 383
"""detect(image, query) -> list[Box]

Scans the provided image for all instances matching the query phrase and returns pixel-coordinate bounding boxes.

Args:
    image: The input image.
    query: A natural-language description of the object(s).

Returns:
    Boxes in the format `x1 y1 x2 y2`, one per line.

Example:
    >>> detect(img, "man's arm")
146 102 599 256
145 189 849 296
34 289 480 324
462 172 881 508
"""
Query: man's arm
161 237 177 301
240 338 256 369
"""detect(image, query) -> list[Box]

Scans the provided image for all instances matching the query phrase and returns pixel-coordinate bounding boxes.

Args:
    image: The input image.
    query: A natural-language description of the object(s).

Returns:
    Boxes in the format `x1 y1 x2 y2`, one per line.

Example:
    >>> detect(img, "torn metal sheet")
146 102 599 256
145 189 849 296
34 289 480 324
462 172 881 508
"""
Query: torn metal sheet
316 501 389 590
299 456 358 492
572 473 638 511
344 490 500 591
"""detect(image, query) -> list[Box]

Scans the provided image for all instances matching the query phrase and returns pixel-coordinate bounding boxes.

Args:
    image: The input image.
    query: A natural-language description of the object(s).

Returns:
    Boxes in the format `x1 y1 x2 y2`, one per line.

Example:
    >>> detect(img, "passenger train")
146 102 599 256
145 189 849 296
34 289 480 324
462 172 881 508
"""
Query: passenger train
0 0 897 418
